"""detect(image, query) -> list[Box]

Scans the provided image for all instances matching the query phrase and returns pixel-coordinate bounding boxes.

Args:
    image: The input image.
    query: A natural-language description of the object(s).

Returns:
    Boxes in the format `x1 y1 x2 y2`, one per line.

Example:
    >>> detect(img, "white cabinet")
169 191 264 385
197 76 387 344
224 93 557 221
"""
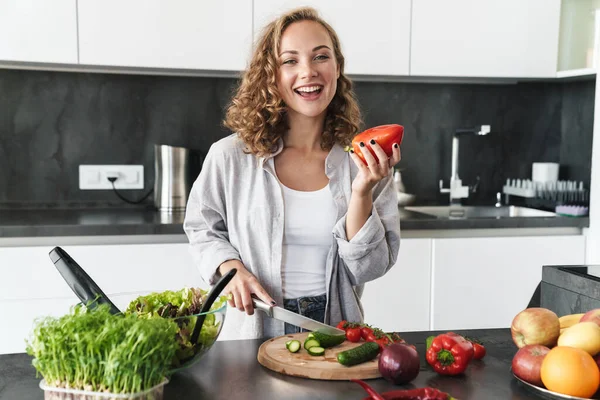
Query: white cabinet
253 0 411 76
0 243 207 355
0 0 78 64
78 0 253 71
410 0 561 78
361 239 432 332
431 235 586 331
558 0 600 72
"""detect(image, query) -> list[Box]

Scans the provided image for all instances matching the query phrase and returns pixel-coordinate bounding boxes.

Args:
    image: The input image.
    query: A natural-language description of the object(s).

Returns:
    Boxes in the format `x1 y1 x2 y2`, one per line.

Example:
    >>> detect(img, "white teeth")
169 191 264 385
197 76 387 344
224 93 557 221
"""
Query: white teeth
296 86 321 93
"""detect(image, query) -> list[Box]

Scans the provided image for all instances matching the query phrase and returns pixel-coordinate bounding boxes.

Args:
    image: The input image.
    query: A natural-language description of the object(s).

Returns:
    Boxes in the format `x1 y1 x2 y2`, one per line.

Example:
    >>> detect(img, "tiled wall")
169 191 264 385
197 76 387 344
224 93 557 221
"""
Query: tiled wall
0 69 594 208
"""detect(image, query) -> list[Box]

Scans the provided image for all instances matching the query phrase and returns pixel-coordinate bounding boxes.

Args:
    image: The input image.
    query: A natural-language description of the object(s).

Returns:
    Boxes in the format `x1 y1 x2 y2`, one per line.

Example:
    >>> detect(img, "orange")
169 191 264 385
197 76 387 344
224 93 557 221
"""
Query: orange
541 346 600 398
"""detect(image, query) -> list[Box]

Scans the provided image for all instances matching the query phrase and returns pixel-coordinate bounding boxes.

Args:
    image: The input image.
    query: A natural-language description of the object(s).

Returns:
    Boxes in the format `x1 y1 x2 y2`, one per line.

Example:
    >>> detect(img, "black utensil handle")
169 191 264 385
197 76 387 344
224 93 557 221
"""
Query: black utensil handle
190 268 237 344
49 246 121 315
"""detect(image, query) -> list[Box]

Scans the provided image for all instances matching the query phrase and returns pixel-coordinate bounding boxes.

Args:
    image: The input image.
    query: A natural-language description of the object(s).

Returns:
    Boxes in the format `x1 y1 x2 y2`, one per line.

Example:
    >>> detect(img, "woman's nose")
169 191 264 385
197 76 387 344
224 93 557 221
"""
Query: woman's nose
299 62 317 78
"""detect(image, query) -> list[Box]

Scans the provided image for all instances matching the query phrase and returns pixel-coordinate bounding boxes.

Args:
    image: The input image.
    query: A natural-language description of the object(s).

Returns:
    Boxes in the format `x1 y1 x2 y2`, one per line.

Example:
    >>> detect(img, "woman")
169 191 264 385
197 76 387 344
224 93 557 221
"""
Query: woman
183 7 401 339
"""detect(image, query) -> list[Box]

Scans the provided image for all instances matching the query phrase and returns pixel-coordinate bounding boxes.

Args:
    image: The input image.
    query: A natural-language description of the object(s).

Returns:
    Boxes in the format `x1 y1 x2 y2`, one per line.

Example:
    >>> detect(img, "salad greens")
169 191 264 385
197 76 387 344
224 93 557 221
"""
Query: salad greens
25 304 178 394
124 287 229 368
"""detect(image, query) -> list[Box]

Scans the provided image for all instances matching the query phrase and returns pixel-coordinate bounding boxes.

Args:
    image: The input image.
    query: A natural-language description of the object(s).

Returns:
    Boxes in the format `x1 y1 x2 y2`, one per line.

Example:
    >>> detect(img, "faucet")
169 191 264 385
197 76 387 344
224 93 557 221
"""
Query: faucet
439 125 491 204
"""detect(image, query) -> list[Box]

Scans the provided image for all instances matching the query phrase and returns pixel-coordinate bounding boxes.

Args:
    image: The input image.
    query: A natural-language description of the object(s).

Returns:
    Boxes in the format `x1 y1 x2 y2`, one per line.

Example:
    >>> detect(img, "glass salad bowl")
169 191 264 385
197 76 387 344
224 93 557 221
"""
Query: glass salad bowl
123 287 229 373
166 303 227 372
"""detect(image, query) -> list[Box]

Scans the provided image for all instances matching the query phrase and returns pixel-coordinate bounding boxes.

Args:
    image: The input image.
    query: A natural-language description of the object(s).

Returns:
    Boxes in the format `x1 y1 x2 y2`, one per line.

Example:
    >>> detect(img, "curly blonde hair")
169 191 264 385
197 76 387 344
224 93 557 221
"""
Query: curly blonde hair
223 7 362 156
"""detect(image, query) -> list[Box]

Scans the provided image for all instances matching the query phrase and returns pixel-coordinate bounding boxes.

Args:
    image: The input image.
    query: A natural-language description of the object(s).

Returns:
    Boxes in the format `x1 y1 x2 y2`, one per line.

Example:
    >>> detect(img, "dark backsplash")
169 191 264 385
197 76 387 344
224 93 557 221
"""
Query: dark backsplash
0 69 594 208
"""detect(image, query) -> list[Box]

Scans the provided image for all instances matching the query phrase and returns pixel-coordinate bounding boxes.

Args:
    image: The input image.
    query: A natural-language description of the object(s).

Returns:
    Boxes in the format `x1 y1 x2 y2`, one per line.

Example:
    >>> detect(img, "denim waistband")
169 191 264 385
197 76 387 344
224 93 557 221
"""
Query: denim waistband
283 294 326 335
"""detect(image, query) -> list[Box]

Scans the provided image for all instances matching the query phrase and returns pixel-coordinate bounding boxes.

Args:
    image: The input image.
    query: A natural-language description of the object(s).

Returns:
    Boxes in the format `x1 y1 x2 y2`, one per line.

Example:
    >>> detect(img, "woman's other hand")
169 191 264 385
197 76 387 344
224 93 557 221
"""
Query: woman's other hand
349 140 402 196
218 260 276 315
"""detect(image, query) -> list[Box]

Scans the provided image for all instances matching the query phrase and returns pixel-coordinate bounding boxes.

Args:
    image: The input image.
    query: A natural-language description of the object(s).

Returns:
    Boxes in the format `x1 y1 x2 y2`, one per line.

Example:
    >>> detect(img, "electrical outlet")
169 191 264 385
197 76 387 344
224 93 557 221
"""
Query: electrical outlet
79 165 144 190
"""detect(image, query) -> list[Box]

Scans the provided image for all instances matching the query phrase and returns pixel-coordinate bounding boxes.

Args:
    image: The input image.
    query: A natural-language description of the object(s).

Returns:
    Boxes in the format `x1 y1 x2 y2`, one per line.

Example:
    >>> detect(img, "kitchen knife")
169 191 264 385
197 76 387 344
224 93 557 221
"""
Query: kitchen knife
252 296 345 336
49 246 121 315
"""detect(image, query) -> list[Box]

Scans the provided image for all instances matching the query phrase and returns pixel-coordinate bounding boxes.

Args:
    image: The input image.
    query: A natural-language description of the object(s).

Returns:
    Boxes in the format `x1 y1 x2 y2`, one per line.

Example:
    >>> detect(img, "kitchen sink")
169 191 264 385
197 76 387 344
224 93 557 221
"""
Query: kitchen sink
404 205 557 219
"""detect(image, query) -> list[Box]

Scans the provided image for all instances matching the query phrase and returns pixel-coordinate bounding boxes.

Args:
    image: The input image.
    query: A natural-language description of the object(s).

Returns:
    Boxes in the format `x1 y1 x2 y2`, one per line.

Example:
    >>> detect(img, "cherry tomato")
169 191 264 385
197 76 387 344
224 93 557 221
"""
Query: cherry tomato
346 327 362 343
336 320 348 331
472 342 486 360
360 326 373 341
365 332 377 343
374 336 390 351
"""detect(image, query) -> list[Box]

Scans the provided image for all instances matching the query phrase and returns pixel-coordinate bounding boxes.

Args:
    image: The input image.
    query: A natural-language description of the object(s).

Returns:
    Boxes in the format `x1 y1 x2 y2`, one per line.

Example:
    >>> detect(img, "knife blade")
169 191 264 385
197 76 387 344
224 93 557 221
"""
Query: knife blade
252 296 345 336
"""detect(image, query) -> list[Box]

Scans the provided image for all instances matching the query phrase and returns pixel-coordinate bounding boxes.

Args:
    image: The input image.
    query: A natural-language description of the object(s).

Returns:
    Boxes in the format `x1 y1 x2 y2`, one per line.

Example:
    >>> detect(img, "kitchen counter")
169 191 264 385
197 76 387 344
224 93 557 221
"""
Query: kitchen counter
0 328 555 399
0 206 589 239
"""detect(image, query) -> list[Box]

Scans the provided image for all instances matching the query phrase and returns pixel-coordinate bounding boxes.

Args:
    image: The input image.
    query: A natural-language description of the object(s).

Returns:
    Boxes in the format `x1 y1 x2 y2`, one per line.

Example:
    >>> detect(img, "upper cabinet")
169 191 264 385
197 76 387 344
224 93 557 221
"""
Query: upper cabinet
410 0 561 78
0 0 78 64
253 0 411 76
557 0 600 75
77 0 253 71
0 0 590 80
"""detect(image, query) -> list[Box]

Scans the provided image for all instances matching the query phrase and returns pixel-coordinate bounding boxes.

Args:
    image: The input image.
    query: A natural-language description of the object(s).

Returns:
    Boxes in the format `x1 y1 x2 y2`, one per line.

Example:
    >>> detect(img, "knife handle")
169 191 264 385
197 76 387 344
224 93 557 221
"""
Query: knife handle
251 295 273 317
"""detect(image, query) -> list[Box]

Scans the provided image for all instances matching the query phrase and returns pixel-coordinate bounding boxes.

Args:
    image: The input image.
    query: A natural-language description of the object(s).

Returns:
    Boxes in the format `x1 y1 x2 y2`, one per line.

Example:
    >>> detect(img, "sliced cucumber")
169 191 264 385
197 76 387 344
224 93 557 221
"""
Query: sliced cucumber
310 331 346 348
304 338 321 350
307 346 325 356
286 340 301 353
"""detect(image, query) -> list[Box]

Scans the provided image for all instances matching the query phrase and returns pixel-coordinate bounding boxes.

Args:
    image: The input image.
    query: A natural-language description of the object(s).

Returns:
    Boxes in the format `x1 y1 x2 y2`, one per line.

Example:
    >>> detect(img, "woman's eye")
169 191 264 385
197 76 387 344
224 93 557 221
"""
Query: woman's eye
282 59 296 65
315 54 330 61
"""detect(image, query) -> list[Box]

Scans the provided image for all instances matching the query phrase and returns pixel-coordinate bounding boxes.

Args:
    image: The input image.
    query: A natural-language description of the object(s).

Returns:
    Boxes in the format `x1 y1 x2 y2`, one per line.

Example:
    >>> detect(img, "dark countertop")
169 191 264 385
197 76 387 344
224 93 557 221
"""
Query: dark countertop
0 328 556 399
0 207 589 238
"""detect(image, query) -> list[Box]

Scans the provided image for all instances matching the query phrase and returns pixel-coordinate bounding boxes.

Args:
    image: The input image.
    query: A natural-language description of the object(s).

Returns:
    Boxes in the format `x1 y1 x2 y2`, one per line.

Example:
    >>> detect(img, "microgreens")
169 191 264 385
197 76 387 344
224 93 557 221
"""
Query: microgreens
26 304 178 394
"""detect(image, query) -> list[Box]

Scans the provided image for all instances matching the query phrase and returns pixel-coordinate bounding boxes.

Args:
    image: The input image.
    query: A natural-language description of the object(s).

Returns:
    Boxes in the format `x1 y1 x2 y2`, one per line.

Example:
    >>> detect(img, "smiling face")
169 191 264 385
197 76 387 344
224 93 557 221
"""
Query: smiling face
277 20 340 123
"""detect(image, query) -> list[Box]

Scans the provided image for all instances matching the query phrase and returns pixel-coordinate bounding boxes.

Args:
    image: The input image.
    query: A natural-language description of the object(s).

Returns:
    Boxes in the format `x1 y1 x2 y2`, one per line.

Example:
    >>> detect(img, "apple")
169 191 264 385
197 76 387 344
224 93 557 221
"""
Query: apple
511 307 560 348
512 344 551 387
581 308 600 327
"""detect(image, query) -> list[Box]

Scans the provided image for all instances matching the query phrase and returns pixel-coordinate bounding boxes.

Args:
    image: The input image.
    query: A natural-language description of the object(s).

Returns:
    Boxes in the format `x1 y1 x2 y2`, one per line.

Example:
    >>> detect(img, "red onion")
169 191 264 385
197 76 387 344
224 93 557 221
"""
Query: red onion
378 343 420 385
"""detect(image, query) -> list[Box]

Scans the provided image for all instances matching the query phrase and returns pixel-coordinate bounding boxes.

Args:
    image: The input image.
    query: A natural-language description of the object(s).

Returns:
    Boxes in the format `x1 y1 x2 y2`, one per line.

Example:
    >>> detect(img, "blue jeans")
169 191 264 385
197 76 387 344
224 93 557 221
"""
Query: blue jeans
283 294 327 335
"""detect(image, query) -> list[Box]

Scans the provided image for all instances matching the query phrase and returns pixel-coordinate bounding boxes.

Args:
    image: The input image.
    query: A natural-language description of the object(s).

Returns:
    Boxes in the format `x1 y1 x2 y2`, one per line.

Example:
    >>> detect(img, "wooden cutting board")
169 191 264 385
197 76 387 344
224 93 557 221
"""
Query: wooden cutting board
257 332 381 380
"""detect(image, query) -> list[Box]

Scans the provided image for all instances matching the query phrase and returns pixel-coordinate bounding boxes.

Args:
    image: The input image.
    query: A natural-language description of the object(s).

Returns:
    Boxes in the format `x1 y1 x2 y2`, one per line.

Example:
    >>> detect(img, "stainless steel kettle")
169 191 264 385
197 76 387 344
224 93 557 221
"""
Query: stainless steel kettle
153 144 192 212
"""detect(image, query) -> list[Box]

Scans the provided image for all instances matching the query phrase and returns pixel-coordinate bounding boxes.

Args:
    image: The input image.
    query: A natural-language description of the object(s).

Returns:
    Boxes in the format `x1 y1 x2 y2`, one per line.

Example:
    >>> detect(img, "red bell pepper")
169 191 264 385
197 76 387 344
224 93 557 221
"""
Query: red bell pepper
425 333 474 375
349 124 404 165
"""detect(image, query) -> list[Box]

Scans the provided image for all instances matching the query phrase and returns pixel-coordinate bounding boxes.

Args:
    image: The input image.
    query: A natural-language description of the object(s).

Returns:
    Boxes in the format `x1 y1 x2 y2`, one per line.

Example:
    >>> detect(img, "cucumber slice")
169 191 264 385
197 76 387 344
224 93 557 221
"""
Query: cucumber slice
307 346 325 356
304 338 321 350
286 340 301 353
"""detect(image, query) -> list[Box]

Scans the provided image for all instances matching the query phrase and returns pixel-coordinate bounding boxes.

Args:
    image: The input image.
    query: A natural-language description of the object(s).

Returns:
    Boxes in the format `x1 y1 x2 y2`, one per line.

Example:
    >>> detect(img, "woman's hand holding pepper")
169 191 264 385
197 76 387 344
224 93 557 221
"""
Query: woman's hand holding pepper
218 260 276 315
348 139 401 197
345 140 401 240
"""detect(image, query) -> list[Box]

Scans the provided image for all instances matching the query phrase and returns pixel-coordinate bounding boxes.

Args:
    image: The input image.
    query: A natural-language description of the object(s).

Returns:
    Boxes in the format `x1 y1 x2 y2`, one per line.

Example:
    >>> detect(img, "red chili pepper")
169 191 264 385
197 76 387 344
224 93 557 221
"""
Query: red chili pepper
352 379 456 400
425 333 473 375
351 379 386 400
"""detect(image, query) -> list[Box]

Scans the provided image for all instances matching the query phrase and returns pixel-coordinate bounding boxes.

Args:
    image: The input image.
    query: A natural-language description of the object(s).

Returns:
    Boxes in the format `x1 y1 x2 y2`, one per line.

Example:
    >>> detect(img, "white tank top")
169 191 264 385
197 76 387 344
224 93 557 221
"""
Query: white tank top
280 182 337 299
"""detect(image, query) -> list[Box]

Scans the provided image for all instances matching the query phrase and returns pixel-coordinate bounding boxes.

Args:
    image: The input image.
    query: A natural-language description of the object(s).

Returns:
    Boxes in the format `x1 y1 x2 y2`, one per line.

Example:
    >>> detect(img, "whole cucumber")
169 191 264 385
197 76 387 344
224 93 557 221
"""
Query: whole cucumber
337 342 380 366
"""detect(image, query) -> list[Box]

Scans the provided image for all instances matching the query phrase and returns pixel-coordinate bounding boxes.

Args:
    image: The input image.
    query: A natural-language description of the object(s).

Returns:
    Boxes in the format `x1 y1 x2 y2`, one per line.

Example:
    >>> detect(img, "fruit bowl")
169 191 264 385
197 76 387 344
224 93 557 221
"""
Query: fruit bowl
166 303 227 372
514 374 600 400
